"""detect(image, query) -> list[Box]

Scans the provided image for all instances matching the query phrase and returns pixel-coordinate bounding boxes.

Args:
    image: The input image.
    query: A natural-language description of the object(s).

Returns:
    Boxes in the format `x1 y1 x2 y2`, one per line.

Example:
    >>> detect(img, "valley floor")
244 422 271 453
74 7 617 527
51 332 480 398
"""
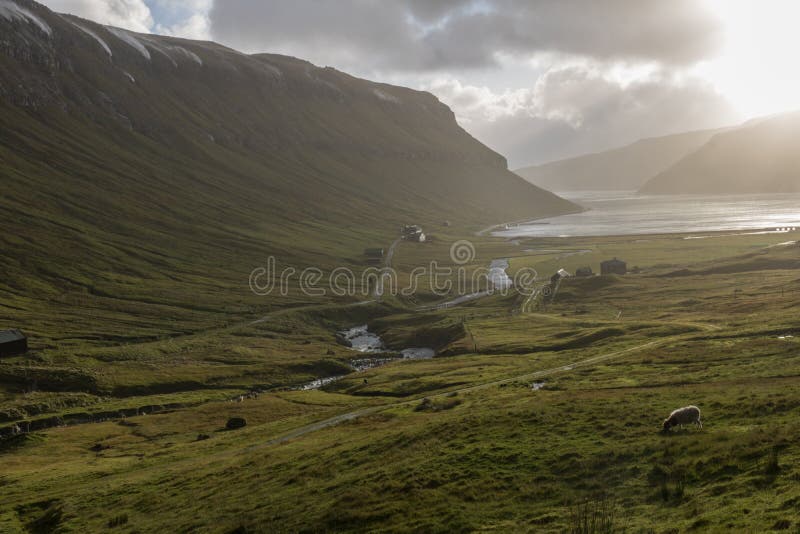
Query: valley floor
2 229 800 532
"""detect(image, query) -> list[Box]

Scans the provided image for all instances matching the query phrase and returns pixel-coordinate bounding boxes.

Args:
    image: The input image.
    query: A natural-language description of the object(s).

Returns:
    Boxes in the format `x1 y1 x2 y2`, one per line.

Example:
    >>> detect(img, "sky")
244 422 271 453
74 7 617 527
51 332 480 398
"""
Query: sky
37 0 800 168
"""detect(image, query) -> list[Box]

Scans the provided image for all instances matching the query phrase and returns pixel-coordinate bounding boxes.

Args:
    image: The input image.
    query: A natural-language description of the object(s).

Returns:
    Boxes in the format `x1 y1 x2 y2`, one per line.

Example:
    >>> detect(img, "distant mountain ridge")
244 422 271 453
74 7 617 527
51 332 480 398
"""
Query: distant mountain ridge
514 128 724 191
640 111 800 194
0 0 577 229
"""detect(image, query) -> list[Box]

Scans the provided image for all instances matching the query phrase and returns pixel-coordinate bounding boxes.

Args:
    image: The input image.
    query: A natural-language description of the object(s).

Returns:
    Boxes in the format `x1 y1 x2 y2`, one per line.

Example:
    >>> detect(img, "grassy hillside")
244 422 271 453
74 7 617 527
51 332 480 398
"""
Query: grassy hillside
515 128 722 191
0 0 580 463
7 2 800 531
1 229 799 532
0 0 577 348
642 112 800 194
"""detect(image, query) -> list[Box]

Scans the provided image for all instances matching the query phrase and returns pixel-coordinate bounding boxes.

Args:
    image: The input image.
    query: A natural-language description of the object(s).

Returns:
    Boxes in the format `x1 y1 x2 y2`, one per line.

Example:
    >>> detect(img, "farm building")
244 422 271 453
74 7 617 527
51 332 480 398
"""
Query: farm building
364 248 385 265
0 329 27 358
550 268 571 284
575 266 593 277
601 258 627 275
401 225 426 242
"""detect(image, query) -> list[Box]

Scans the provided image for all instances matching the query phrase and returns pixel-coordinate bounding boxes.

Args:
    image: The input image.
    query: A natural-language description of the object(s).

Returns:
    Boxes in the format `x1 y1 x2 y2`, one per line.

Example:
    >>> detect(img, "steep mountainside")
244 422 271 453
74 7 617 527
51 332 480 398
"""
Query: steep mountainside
0 0 577 343
641 112 800 194
515 129 722 191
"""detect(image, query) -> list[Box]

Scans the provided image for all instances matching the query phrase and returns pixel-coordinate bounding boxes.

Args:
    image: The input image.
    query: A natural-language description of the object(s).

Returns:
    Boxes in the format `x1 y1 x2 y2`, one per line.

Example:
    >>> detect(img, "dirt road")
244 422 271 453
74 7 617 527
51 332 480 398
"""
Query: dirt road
256 338 668 448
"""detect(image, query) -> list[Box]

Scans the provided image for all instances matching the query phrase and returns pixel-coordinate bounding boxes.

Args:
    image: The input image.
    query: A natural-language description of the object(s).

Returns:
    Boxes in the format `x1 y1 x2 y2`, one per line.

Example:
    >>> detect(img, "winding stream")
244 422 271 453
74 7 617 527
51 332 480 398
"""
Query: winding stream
431 258 512 309
298 326 435 390
301 258 513 389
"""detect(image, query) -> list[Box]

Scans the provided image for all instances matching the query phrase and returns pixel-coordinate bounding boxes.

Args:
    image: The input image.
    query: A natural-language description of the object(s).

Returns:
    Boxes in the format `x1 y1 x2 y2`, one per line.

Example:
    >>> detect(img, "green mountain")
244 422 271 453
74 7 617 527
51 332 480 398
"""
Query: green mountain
641 112 800 194
515 128 722 191
0 0 577 344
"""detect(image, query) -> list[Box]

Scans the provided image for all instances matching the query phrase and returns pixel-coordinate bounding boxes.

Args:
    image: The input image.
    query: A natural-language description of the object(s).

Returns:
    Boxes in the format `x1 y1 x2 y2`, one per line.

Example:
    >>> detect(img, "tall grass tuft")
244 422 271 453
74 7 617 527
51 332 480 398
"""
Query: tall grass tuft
765 445 781 477
568 495 616 534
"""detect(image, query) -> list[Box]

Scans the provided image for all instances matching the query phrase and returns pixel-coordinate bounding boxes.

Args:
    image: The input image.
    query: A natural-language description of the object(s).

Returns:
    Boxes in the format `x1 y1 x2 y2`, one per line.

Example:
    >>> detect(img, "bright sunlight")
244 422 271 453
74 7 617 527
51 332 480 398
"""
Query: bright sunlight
703 0 800 117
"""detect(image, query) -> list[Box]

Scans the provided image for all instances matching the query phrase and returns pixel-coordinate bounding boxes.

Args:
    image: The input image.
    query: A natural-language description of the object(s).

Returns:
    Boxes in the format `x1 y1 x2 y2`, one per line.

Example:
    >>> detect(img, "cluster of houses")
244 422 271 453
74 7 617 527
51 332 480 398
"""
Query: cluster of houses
551 258 628 283
572 258 628 277
537 258 627 311
363 224 429 264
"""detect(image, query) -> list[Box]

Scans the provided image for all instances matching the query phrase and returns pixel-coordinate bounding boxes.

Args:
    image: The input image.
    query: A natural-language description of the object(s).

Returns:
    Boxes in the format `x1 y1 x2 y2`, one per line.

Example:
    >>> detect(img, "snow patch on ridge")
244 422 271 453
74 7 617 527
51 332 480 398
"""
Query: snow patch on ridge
138 35 204 67
373 88 400 104
259 61 281 77
172 46 202 66
71 22 112 57
304 67 343 96
0 0 51 36
106 26 150 60
143 40 177 67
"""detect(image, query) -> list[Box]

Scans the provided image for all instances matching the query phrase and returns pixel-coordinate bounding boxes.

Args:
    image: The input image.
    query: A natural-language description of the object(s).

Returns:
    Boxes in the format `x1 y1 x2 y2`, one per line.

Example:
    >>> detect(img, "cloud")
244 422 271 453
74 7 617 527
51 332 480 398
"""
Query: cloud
203 0 735 167
154 13 208 40
443 66 740 167
40 0 153 32
151 0 212 40
207 0 722 72
36 0 736 167
209 1 422 70
423 0 722 67
38 0 212 38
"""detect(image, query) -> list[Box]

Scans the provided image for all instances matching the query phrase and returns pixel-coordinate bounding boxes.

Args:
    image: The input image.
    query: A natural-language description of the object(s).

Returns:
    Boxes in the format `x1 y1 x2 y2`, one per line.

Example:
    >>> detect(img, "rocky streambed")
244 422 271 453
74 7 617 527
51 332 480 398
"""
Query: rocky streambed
298 325 435 391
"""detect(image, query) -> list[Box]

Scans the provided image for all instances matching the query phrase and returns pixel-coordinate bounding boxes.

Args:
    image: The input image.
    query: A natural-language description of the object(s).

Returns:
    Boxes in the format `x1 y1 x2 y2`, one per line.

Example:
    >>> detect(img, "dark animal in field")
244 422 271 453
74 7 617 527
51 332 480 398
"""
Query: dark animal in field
226 417 247 430
662 405 702 431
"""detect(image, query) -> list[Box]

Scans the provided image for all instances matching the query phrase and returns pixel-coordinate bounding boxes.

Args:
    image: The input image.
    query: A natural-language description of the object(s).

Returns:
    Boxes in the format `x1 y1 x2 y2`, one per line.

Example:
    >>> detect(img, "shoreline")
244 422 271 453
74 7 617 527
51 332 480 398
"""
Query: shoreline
494 225 798 240
475 205 589 237
484 190 800 240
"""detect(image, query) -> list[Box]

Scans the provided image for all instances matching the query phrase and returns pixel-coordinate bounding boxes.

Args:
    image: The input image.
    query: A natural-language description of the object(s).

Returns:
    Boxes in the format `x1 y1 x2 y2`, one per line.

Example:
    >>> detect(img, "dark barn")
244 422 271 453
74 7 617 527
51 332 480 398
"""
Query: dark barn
0 329 27 357
601 258 627 275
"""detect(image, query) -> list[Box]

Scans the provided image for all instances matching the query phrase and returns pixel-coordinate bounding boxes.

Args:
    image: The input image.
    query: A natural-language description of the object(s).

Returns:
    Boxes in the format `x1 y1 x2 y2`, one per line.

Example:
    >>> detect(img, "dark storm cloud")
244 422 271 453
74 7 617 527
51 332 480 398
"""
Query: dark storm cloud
208 0 722 71
405 0 472 24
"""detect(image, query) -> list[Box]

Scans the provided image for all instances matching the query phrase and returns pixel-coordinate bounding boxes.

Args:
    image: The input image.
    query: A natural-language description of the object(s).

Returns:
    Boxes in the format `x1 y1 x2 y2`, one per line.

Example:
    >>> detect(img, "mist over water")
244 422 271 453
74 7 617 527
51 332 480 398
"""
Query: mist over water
495 191 800 238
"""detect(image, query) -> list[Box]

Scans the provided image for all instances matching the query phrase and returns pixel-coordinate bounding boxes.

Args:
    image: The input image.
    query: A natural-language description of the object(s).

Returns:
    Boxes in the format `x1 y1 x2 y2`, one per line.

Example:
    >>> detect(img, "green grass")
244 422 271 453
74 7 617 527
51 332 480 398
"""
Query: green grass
7 10 800 530
1 12 578 430
1 230 800 531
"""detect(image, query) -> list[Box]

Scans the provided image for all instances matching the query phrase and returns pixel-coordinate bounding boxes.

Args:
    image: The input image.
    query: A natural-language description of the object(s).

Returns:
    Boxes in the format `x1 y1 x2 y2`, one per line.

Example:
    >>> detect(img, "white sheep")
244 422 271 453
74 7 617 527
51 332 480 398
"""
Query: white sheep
662 405 702 431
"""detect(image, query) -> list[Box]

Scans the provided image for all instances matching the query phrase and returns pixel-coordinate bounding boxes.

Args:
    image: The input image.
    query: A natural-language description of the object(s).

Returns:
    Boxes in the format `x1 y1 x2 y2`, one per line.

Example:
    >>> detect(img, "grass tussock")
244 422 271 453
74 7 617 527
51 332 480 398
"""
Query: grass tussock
568 495 617 534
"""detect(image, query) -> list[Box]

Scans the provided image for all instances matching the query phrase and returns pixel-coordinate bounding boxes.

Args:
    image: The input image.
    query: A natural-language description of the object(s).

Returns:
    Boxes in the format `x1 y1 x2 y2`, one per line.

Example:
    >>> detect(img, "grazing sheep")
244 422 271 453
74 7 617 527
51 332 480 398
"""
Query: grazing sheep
662 405 702 431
